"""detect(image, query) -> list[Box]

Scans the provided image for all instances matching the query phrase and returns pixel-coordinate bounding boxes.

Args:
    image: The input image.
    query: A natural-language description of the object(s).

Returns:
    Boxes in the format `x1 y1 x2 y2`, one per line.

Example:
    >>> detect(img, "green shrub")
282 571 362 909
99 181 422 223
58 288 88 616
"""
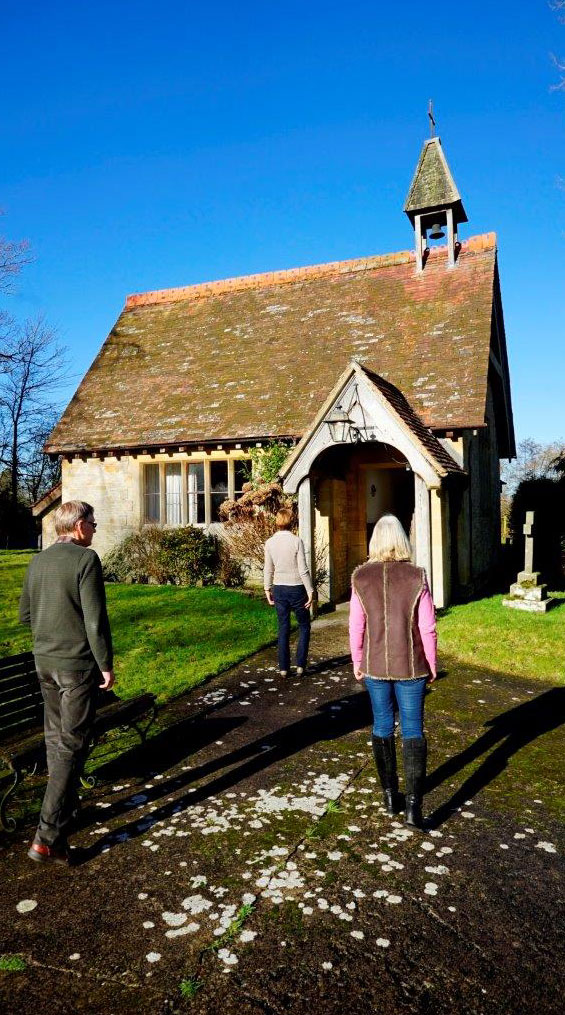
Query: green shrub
160 527 219 585
248 440 292 485
217 539 248 588
102 526 164 583
102 525 244 588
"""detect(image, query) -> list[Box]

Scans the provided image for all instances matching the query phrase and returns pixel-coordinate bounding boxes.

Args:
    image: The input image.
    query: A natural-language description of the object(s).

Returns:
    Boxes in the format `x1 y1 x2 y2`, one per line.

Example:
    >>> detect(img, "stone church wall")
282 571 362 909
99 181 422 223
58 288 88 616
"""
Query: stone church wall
41 503 60 549
467 382 502 591
61 456 142 559
58 448 252 564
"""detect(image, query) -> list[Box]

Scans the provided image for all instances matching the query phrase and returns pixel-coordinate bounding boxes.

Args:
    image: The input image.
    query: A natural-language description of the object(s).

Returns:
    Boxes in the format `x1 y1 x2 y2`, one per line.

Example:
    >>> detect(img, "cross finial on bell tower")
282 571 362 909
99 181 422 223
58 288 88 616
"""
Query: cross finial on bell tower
428 99 436 138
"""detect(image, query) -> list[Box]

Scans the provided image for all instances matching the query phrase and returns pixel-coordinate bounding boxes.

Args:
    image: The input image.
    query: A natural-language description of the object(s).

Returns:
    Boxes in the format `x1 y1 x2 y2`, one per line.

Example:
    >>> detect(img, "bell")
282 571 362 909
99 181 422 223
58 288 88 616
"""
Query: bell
429 222 445 239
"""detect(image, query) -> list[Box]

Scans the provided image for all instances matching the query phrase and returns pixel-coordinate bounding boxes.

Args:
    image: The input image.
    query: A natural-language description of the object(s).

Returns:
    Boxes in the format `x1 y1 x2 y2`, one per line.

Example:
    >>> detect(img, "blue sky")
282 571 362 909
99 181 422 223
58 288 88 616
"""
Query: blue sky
2 0 564 445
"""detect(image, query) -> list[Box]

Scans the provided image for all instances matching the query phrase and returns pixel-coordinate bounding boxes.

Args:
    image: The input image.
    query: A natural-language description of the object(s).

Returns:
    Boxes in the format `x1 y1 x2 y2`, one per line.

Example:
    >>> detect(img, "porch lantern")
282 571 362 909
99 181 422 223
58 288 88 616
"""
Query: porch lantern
325 404 353 443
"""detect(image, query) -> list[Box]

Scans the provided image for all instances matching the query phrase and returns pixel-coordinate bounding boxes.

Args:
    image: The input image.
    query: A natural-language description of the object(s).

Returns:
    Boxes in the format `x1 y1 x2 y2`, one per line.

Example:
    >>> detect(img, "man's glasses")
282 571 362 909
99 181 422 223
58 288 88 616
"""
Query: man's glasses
84 517 97 530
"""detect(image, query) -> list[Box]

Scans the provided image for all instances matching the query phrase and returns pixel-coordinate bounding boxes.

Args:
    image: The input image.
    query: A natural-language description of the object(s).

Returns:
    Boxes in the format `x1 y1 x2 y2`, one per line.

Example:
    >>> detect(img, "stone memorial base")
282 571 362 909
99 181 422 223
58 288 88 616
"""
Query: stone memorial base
502 572 556 613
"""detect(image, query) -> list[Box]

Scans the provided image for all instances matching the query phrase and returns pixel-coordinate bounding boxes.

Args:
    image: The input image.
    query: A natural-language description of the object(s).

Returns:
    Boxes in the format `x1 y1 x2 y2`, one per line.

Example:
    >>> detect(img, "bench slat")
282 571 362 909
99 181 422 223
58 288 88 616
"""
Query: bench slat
0 683 41 704
0 670 39 687
0 712 44 739
2 697 155 765
0 686 152 733
0 698 44 720
0 652 42 747
0 666 37 686
0 695 44 721
0 651 34 672
0 675 42 691
0 650 156 824
0 707 43 729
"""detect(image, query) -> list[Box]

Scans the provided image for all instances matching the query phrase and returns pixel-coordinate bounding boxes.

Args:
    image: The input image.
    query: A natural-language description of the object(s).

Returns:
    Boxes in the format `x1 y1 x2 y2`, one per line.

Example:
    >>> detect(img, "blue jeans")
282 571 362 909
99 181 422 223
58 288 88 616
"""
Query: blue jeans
365 677 427 739
272 584 310 671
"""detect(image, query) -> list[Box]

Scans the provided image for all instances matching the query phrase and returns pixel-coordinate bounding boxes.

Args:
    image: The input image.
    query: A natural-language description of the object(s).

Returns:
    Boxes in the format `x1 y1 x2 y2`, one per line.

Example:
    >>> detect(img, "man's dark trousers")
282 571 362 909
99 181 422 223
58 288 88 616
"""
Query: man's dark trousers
33 665 98 849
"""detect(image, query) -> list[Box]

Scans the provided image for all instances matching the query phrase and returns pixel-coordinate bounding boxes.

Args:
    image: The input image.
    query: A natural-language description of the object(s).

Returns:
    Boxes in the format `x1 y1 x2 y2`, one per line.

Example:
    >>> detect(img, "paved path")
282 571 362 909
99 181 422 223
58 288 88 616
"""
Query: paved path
1 612 563 1014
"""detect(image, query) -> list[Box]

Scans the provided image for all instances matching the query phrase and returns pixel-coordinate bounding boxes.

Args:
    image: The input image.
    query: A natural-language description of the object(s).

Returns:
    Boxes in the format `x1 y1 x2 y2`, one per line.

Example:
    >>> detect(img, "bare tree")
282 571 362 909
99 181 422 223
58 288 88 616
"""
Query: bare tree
501 437 564 498
0 316 69 506
550 0 565 90
551 447 565 475
19 413 62 504
0 237 31 295
0 216 33 370
0 216 31 297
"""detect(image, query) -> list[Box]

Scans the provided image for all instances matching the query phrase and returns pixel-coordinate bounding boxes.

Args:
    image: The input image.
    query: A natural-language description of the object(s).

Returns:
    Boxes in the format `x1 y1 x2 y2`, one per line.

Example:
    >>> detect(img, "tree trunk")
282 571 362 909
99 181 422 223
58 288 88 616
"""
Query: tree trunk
11 419 18 506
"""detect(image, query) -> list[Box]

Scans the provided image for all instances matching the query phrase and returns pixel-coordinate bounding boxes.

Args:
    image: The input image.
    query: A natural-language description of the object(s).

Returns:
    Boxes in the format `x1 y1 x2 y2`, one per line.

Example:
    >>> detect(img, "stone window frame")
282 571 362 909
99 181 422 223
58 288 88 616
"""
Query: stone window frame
143 457 250 528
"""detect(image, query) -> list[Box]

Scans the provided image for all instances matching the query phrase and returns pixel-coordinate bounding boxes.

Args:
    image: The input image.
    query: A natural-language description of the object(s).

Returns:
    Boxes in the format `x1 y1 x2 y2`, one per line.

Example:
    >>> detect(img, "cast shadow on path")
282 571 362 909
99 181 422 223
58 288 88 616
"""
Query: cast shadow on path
426 687 565 829
75 689 370 863
91 714 249 784
78 653 356 823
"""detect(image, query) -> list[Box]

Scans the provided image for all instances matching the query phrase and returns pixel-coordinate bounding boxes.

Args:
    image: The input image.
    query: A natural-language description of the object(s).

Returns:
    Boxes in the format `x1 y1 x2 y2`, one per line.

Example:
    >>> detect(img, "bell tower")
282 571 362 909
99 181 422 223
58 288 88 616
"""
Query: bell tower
404 124 467 271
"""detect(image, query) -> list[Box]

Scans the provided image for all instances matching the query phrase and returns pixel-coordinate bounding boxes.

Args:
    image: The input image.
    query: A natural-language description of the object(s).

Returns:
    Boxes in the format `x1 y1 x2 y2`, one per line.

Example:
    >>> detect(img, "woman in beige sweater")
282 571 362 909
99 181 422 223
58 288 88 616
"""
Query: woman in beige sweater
264 508 314 677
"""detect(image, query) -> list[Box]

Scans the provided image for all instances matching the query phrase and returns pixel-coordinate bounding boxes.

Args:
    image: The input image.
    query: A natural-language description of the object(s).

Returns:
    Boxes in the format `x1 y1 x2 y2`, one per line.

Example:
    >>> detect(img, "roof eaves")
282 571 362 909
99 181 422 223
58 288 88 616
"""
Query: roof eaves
32 483 62 516
45 434 301 457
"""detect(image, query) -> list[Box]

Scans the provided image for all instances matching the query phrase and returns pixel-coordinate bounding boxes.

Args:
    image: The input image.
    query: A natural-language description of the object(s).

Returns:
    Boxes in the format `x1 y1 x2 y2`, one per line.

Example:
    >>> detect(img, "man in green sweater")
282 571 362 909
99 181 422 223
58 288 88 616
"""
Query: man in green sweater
19 500 114 864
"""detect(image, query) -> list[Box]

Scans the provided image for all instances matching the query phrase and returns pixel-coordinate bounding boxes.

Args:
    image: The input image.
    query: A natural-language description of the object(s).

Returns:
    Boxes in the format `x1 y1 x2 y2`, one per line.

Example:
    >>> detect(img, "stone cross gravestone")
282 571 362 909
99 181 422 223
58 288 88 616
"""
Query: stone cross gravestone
502 511 556 613
523 510 534 574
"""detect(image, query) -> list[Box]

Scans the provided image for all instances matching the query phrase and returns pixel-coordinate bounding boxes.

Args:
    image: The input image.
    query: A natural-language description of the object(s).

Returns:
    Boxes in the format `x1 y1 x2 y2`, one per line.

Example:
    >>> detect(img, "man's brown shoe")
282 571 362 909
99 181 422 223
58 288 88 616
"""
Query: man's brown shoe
27 842 69 866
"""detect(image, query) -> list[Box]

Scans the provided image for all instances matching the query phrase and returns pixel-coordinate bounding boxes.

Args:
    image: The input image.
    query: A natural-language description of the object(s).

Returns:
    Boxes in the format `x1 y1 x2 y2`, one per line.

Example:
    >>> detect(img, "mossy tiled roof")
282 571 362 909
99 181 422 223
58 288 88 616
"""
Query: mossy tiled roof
47 234 498 453
404 137 465 218
363 368 465 476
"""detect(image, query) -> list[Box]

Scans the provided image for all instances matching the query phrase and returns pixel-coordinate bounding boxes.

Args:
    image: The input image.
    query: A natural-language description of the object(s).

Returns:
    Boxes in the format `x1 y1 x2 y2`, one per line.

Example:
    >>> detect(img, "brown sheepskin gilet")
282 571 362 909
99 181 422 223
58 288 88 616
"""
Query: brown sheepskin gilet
352 560 429 680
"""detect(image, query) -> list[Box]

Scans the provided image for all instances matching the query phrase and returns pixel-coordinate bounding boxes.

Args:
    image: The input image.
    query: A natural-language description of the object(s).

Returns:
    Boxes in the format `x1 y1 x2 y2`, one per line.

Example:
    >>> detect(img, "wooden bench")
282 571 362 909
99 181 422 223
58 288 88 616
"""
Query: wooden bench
0 651 157 832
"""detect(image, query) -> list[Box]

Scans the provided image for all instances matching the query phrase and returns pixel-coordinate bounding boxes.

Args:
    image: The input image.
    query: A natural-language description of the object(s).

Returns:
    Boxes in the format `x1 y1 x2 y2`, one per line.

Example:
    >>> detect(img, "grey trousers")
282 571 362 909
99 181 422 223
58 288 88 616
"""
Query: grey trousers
34 665 98 849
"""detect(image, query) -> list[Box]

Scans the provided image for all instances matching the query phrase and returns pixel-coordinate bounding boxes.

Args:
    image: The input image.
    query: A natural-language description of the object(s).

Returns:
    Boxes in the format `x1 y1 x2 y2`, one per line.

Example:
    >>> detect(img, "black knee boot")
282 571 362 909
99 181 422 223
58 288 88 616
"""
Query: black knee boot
372 735 400 816
402 736 427 829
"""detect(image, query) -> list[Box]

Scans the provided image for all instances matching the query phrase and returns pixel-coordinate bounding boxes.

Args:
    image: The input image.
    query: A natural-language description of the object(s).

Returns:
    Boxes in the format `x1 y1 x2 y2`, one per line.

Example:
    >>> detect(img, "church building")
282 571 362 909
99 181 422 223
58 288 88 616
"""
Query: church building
45 134 515 607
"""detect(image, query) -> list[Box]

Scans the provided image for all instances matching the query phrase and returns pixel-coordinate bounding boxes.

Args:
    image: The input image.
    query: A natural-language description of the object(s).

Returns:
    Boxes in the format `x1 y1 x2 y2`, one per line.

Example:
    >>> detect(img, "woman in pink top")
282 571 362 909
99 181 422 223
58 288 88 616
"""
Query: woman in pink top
349 514 437 829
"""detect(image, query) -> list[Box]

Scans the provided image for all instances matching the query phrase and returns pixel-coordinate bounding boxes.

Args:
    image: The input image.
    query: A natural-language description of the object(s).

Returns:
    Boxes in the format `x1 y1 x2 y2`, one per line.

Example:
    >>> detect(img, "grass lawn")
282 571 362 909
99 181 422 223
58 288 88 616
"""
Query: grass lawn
0 551 35 657
437 592 565 684
0 551 278 702
106 583 278 701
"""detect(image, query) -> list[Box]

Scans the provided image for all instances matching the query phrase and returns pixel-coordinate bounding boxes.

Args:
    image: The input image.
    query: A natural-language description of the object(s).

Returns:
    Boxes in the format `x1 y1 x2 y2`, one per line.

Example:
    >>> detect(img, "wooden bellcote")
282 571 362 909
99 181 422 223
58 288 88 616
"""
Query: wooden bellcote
404 136 468 271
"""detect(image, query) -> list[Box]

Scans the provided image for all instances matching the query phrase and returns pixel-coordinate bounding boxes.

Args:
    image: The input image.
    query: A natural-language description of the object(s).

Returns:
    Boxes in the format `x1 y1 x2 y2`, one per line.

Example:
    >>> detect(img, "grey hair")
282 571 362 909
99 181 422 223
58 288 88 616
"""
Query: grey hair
54 500 94 535
368 513 412 562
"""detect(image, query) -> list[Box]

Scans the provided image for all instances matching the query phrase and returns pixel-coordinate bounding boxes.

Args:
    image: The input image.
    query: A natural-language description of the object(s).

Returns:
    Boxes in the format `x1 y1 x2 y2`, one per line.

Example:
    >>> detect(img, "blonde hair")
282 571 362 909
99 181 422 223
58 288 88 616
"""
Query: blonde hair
275 507 293 530
54 500 94 535
368 513 412 562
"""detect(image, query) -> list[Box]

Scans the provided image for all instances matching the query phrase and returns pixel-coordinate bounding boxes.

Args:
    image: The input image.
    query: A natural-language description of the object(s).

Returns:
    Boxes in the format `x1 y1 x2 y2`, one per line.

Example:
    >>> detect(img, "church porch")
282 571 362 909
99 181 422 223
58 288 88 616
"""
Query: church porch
281 362 464 608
